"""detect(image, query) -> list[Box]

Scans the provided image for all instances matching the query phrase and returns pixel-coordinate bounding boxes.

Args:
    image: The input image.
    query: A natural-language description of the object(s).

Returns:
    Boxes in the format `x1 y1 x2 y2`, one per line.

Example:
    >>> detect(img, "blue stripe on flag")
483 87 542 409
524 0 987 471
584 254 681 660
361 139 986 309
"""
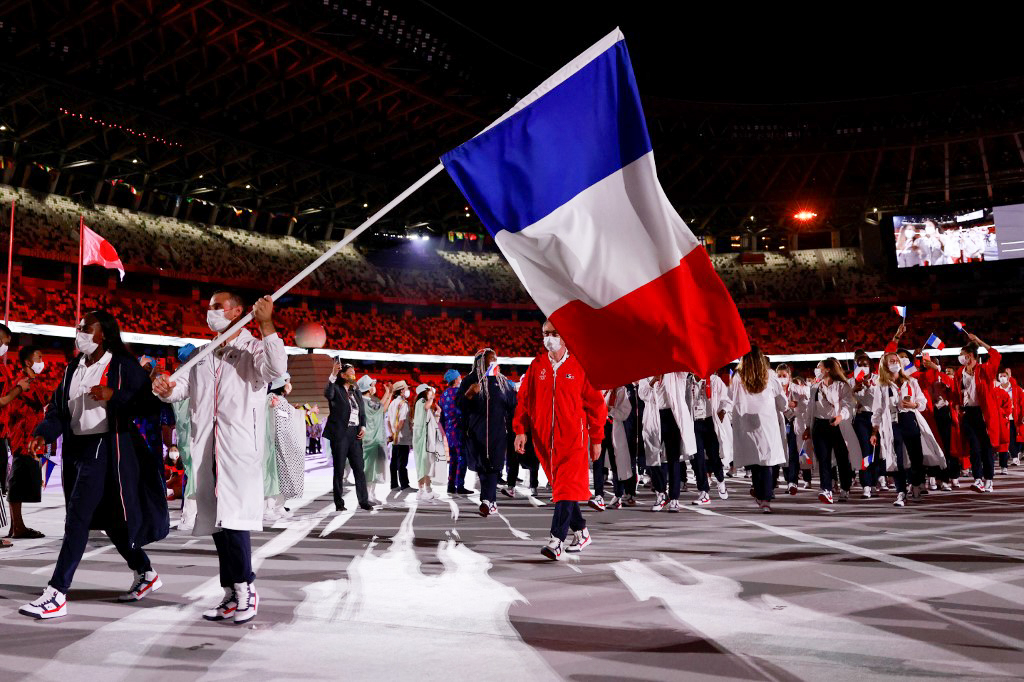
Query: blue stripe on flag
442 39 652 236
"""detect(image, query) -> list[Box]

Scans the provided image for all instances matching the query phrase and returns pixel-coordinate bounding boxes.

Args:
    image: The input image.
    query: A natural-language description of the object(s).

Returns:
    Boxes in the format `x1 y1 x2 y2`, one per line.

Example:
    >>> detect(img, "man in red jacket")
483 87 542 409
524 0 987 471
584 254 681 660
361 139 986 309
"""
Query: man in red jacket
953 333 1001 492
514 319 606 561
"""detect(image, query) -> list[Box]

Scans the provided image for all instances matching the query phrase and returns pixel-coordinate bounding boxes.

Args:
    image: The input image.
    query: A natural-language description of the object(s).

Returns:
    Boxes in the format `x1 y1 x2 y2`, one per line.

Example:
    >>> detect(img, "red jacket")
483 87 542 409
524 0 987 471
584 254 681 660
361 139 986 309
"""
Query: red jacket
953 348 1002 445
1010 378 1024 444
995 387 1012 452
513 351 606 502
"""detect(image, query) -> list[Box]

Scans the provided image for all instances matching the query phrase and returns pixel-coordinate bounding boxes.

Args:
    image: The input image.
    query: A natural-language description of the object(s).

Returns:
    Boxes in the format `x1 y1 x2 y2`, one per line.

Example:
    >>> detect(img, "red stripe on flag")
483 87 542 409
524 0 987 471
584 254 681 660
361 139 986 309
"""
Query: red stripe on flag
549 247 749 390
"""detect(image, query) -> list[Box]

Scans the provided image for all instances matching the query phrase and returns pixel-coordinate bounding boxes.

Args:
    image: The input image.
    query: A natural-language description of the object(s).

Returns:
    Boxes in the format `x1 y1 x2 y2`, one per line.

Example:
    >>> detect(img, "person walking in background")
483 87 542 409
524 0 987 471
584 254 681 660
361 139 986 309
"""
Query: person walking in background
171 344 197 531
412 384 445 501
324 360 373 512
458 348 517 517
953 333 1001 492
730 346 787 513
386 380 413 493
5 344 50 540
439 369 471 495
359 374 393 504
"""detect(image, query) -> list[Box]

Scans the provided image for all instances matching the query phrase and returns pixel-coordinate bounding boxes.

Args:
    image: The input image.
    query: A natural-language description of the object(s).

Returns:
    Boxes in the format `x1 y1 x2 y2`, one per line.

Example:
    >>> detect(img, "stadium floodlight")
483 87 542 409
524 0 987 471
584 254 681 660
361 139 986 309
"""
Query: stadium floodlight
793 210 817 221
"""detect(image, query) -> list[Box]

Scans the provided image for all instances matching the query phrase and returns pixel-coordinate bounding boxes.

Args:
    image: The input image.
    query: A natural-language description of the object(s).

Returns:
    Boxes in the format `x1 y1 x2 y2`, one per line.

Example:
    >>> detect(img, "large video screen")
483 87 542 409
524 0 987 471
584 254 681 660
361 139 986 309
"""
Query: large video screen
892 202 1024 268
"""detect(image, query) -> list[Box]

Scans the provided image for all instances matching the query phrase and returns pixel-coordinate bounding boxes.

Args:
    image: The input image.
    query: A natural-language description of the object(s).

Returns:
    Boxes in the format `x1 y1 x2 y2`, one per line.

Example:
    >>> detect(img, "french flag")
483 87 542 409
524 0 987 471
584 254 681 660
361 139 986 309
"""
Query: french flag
861 451 874 471
441 29 748 388
892 305 907 318
925 333 945 350
953 321 968 333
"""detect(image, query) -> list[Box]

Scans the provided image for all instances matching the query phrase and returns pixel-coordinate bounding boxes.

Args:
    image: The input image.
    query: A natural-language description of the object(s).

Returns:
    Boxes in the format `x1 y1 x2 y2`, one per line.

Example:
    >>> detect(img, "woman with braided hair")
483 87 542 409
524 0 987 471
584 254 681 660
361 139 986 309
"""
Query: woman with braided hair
456 348 517 517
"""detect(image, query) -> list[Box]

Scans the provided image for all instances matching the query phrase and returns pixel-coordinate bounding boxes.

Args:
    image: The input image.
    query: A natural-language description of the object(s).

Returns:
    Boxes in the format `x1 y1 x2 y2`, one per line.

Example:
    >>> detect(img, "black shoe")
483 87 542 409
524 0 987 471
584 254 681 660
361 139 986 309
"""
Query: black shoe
456 487 474 495
400 485 414 492
447 486 457 494
359 501 373 511
498 478 507 486
336 503 347 512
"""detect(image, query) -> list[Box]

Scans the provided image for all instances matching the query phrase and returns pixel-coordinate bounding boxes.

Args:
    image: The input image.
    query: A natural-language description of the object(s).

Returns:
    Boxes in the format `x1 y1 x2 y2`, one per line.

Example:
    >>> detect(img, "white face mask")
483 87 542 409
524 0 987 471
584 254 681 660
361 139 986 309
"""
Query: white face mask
814 367 823 379
75 331 99 356
31 361 44 375
169 451 179 461
999 376 1009 385
543 335 561 353
0 343 7 357
402 389 410 399
958 355 968 366
779 376 790 386
206 309 232 333
887 362 901 374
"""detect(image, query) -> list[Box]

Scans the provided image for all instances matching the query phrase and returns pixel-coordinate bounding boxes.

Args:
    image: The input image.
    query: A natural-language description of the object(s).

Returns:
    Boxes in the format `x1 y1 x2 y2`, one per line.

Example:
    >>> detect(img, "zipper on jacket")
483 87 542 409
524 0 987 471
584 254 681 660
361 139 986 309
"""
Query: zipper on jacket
549 366 557 455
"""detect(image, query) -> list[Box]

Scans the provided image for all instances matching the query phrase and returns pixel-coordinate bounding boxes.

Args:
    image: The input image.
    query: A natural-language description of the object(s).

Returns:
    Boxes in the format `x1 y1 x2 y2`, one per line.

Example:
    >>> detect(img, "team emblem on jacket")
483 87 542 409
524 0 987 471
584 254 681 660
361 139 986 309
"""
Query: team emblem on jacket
565 374 575 380
540 369 547 381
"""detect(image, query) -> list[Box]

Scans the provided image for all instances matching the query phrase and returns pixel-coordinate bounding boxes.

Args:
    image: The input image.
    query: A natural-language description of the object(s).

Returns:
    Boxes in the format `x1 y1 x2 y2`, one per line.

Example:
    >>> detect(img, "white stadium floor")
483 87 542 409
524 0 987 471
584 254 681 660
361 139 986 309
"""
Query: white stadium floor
3 451 1024 681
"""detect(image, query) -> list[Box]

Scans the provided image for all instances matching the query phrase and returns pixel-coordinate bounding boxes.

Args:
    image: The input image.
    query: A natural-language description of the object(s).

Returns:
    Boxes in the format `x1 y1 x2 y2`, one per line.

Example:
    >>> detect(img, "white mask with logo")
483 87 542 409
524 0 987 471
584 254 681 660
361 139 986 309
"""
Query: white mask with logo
543 336 561 353
206 309 232 333
31 361 44 375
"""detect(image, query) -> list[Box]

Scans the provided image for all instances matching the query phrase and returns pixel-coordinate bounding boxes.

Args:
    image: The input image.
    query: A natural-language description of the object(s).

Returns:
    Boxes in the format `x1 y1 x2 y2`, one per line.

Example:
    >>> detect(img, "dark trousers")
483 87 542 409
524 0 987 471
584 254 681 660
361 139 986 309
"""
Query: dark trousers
933 405 958 481
479 472 498 503
212 528 255 587
550 500 585 542
49 435 151 594
784 419 801 485
390 443 411 490
660 409 684 499
508 454 539 489
649 462 666 494
329 425 369 508
750 464 774 501
898 411 925 487
1010 421 1020 460
812 418 853 493
962 406 994 480
852 412 882 487
447 443 467 489
999 421 1015 468
692 417 723 492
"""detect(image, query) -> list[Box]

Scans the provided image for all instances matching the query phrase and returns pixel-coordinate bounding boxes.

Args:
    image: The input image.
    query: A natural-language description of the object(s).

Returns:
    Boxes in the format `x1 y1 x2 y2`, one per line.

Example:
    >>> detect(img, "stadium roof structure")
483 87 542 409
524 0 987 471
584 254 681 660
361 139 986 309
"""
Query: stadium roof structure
1 1 1023 242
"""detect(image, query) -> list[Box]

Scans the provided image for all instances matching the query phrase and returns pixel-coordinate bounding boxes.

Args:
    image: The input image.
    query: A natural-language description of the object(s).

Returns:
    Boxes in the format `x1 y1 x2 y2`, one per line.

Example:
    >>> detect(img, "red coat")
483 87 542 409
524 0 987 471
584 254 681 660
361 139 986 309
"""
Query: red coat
1011 379 1024 444
995 387 1012 452
513 351 606 502
953 348 1002 446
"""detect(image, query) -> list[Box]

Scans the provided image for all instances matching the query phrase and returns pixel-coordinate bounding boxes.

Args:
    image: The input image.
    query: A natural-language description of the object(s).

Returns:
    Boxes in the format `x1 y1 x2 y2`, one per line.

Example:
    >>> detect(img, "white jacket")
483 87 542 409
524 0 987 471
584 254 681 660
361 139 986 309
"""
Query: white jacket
870 379 946 472
729 374 788 468
641 372 697 457
161 329 287 534
636 381 664 466
602 386 635 480
802 379 863 469
683 373 734 463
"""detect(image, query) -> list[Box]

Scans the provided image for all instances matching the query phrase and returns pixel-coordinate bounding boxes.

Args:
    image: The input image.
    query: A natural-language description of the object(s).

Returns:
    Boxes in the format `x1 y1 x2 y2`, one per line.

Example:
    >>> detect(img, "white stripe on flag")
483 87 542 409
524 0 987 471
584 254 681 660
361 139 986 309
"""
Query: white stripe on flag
493 152 698 314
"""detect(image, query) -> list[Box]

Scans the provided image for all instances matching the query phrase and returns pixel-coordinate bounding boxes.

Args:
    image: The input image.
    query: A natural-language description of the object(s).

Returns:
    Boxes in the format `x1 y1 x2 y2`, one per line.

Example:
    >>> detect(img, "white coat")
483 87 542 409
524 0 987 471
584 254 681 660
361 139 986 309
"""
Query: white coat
870 378 946 472
636 380 664 466
602 386 635 480
729 374 788 468
161 329 287 534
641 372 698 456
801 379 863 470
682 373 733 462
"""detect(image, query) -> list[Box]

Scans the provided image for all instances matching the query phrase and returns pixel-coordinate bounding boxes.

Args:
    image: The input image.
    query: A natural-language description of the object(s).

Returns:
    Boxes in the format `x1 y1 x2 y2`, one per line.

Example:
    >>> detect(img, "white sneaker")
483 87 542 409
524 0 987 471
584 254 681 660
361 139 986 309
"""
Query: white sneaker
692 491 711 506
798 480 809 490
233 582 259 625
984 480 994 493
1013 457 1021 466
893 492 906 507
838 489 849 502
761 502 773 514
19 586 67 619
564 528 592 553
878 480 890 491
607 495 622 509
541 535 563 560
478 501 498 517
500 487 518 499
818 489 834 504
951 478 961 489
118 570 162 602
667 499 681 513
651 492 667 512
203 587 238 621
928 477 938 491
1000 467 1009 476
862 486 872 499
787 482 798 495
971 479 984 492
717 480 729 499
939 482 952 491
588 495 606 511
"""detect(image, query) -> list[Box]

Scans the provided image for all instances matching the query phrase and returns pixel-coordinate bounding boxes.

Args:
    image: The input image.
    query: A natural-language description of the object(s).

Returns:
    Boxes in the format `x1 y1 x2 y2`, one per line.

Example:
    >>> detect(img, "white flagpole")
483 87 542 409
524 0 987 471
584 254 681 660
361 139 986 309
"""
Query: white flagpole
170 162 445 382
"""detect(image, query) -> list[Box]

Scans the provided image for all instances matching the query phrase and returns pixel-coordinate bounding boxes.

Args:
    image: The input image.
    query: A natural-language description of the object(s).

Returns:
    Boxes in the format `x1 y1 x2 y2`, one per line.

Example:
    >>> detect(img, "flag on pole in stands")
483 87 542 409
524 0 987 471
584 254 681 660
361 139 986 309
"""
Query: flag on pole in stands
441 29 748 388
81 223 125 280
925 333 945 350
953 321 968 333
892 305 907 318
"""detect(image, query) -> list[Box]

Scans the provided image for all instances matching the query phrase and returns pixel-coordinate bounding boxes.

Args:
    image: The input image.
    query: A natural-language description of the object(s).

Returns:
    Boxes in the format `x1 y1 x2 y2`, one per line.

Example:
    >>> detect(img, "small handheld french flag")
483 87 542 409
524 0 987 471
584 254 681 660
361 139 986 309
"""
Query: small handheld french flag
953 321 968 333
486 362 500 377
892 305 907 318
861 451 874 471
926 333 945 350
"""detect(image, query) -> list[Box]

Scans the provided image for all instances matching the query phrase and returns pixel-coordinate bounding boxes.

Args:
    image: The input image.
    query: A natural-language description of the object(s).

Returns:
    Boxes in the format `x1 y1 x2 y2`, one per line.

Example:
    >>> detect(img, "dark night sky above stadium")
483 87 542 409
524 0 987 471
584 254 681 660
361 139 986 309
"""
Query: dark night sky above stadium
407 2 1019 105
